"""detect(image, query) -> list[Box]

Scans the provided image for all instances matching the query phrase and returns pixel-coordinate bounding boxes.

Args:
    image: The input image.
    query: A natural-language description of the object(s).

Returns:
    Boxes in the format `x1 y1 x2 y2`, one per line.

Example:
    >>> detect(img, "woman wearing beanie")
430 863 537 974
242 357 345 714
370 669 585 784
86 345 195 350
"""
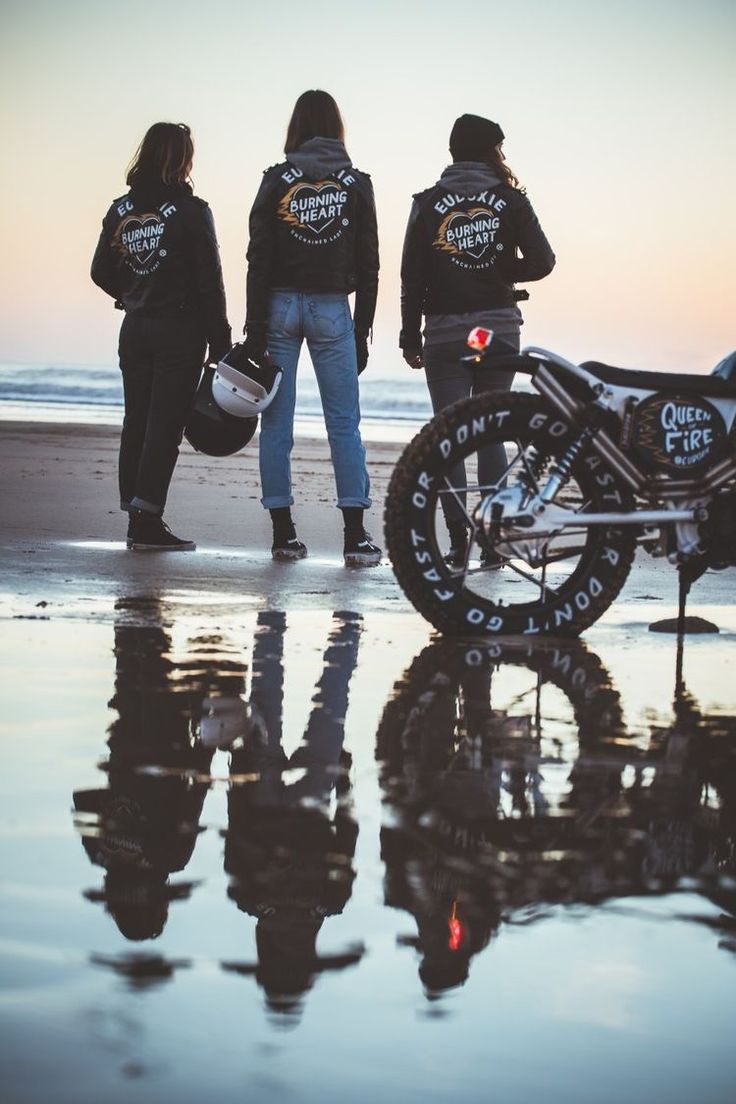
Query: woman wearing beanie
91 122 231 551
243 90 381 566
399 113 555 566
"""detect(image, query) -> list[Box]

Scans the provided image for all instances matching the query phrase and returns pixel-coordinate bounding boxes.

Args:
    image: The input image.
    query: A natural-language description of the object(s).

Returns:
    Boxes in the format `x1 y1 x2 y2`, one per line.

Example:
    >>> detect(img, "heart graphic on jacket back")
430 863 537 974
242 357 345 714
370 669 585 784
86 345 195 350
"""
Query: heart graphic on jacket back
437 207 501 260
279 181 349 237
117 213 166 269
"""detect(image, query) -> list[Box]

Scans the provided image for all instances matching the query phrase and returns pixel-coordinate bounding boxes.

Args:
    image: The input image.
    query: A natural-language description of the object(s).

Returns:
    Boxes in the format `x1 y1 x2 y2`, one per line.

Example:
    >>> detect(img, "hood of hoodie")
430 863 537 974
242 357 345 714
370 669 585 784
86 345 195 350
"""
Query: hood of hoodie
287 137 352 181
436 161 502 196
128 180 193 207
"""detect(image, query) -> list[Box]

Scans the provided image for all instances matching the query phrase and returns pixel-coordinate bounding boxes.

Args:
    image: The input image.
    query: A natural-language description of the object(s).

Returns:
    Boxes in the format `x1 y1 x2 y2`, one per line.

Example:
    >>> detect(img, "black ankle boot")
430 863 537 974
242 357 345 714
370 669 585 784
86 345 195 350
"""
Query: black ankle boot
127 510 196 551
269 507 307 561
444 521 469 567
341 507 382 566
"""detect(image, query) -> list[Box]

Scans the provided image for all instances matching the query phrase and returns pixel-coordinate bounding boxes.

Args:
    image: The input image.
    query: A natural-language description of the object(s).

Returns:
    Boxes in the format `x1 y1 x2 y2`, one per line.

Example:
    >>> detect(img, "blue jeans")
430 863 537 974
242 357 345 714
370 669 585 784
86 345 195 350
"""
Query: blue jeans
259 291 371 509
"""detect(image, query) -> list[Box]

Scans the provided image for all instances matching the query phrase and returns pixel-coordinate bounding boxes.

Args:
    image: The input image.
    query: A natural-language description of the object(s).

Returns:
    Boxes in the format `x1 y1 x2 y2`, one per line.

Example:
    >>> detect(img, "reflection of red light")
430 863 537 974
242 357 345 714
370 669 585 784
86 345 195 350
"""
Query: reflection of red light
448 916 464 952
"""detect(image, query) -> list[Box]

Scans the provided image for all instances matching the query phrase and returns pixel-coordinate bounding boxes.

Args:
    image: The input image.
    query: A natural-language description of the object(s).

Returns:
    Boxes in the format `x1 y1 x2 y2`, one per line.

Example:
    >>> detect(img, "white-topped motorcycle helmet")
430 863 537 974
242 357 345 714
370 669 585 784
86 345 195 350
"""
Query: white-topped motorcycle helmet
185 365 258 456
199 695 251 749
213 343 283 418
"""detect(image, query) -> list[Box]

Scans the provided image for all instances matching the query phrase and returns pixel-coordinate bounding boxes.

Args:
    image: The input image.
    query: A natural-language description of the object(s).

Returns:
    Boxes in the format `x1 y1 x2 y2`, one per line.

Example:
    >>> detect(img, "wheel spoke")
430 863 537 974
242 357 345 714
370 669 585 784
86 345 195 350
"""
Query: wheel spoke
386 391 637 635
437 477 473 526
503 558 560 598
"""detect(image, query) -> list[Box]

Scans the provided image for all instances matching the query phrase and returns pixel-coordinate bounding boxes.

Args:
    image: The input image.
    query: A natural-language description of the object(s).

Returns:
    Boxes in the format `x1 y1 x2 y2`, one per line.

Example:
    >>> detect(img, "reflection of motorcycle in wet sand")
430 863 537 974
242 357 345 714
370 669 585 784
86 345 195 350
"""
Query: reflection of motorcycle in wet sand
376 638 736 995
386 334 736 635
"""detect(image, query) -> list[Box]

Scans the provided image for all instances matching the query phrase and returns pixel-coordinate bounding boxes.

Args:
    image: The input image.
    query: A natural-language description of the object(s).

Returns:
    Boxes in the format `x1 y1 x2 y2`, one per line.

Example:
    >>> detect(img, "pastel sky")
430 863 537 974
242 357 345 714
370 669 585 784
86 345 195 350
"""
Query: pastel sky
0 0 734 376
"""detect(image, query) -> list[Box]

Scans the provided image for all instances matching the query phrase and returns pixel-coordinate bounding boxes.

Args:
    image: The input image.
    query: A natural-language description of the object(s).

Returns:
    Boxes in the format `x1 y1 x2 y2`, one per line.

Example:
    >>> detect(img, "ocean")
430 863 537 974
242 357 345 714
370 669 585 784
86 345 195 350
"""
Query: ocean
0 361 435 442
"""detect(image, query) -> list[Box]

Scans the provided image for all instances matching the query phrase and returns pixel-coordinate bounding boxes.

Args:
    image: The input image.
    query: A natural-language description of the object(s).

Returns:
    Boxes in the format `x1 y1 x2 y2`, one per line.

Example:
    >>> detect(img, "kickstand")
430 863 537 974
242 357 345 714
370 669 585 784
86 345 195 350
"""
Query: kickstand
648 559 719 647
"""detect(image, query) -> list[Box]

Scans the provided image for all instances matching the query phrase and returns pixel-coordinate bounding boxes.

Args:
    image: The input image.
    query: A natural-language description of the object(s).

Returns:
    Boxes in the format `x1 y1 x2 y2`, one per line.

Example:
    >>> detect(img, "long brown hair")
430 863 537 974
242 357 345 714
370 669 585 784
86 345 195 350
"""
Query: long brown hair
284 90 345 154
488 147 521 190
126 122 194 188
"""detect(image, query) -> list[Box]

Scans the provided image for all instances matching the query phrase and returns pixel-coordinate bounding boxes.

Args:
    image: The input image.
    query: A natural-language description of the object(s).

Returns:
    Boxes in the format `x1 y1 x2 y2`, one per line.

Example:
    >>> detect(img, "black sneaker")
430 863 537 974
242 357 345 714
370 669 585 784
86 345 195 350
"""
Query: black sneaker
127 513 196 551
272 537 308 561
480 547 505 568
444 523 469 568
344 530 382 567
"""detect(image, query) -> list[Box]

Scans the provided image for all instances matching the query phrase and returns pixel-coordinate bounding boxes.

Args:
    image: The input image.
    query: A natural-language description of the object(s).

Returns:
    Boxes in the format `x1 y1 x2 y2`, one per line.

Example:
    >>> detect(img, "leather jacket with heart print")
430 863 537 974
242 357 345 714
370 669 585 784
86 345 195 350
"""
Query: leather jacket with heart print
399 162 555 351
91 181 231 362
245 138 380 338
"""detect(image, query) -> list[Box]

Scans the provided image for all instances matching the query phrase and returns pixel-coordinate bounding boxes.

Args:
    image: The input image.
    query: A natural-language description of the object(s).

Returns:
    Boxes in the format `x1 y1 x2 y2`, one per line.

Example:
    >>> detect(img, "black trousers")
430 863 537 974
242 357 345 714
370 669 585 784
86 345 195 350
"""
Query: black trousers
424 335 519 527
118 313 206 513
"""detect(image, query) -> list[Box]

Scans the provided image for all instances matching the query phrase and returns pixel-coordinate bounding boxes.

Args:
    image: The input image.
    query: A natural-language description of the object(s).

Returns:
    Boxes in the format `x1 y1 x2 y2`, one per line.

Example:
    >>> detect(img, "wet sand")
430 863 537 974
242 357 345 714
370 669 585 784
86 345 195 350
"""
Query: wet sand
0 419 405 621
1 420 735 1102
0 418 734 642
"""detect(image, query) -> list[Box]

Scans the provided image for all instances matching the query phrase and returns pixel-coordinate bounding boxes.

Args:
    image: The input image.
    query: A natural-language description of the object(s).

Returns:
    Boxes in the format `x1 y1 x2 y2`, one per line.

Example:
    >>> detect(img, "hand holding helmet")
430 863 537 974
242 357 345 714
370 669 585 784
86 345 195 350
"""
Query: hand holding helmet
242 328 268 363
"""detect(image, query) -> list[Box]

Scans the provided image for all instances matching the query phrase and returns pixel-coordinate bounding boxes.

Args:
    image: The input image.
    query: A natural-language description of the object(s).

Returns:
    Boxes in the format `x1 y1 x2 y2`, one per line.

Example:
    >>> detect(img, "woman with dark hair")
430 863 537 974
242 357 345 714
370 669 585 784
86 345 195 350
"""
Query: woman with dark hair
400 114 555 566
244 90 381 566
92 122 231 550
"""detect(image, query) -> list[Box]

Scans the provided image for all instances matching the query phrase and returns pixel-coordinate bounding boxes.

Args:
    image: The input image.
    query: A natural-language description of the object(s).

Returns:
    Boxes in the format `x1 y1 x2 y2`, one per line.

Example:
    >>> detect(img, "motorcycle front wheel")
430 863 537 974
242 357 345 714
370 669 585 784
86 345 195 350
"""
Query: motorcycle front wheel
385 392 638 637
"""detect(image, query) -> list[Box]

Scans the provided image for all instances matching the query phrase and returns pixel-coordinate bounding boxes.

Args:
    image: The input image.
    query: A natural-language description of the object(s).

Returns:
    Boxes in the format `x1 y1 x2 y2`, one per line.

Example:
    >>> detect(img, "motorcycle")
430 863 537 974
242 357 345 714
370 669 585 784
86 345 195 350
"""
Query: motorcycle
385 329 736 637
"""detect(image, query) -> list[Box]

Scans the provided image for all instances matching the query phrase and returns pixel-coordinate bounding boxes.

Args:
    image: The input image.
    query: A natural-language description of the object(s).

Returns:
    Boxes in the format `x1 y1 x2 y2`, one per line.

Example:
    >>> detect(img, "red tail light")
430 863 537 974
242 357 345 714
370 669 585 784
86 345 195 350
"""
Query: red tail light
467 326 493 352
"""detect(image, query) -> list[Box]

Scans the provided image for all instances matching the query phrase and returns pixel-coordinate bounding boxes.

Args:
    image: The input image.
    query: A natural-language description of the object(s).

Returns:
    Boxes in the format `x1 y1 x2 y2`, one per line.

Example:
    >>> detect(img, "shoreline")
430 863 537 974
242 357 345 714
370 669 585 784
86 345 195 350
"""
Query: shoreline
0 403 427 445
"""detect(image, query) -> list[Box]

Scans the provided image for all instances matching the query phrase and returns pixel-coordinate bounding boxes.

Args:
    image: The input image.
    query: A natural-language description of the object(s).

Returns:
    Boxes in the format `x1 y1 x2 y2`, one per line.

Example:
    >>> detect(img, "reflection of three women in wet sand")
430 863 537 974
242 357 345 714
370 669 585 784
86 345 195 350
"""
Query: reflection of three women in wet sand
73 613 736 1003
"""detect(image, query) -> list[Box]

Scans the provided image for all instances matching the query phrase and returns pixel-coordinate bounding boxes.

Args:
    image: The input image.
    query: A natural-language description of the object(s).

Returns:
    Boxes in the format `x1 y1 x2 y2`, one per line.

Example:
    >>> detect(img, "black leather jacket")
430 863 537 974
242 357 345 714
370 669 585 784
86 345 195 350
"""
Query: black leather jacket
245 138 379 337
91 181 231 361
400 163 555 349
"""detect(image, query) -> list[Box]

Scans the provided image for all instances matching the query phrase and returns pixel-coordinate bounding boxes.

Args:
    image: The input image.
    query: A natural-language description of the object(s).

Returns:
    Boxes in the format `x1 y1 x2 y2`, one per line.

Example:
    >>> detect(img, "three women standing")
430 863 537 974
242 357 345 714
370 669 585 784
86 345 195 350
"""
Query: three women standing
92 106 555 568
243 90 381 565
92 122 231 551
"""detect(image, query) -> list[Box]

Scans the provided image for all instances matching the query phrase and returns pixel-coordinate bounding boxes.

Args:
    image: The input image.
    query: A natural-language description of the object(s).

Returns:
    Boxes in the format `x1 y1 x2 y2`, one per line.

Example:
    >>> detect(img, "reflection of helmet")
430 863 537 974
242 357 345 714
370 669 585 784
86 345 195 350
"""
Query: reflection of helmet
199 695 251 749
185 366 258 457
213 344 282 418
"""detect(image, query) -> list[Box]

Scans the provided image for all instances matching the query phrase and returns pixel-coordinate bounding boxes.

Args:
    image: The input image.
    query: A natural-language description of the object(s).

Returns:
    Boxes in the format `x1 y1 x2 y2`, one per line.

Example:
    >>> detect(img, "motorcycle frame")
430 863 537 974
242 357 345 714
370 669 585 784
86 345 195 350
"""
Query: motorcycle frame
469 347 736 555
523 348 736 496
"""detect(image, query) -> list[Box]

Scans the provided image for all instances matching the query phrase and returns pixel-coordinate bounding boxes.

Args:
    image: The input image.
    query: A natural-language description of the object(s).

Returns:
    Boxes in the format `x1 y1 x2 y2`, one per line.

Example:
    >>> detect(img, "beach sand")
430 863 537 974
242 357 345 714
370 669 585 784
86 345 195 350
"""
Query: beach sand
0 420 401 550
1 418 735 1100
1 418 734 635
0 420 408 622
